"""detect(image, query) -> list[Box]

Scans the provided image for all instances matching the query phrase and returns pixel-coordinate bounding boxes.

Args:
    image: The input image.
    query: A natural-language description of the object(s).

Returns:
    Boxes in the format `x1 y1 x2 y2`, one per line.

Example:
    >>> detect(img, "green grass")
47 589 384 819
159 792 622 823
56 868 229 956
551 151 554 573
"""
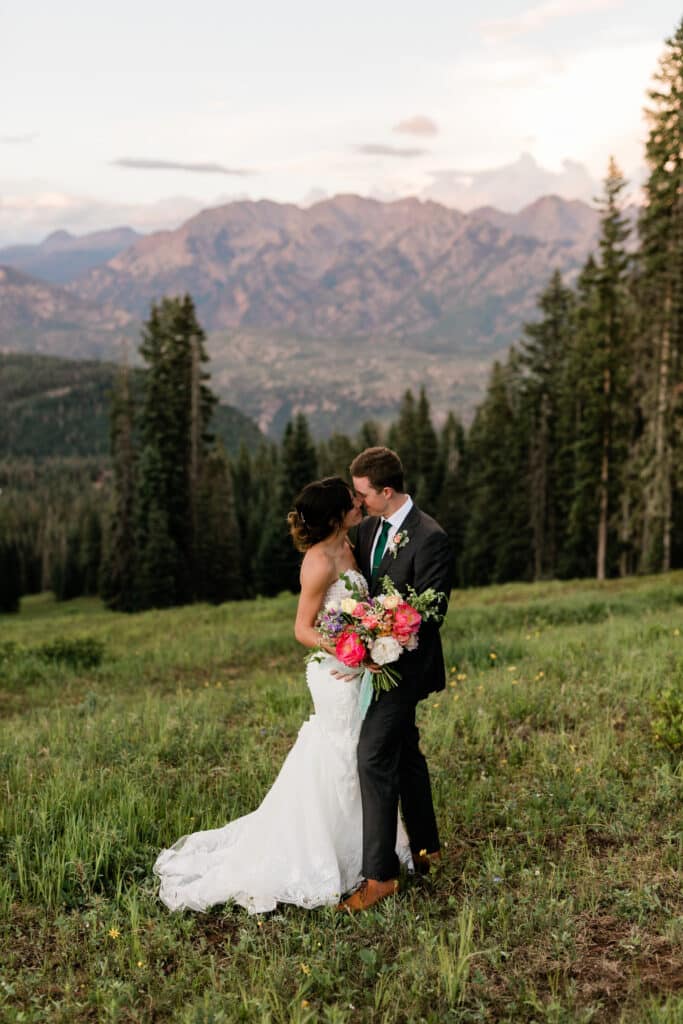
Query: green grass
1 575 683 1022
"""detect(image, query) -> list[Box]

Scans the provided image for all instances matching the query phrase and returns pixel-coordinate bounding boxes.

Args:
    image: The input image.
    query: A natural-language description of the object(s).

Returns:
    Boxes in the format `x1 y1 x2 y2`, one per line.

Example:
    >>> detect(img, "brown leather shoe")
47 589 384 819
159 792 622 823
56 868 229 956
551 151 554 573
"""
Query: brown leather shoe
413 850 442 875
337 877 399 912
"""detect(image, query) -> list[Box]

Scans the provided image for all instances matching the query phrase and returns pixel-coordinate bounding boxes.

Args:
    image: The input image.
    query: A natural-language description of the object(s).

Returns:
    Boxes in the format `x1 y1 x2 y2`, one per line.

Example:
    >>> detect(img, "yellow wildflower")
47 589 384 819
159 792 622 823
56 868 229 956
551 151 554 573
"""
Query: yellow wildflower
108 927 120 940
301 1000 310 1009
300 963 311 976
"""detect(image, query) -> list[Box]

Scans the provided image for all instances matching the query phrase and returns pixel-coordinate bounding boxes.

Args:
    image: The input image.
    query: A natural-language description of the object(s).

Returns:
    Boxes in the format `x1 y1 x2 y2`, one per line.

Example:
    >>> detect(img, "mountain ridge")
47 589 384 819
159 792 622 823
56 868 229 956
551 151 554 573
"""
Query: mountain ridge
0 193 612 436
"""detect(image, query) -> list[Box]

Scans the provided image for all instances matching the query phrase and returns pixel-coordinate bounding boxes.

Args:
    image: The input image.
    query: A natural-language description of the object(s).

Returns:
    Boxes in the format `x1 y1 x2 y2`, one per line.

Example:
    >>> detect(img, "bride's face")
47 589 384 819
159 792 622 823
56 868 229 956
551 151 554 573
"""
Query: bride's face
342 491 363 530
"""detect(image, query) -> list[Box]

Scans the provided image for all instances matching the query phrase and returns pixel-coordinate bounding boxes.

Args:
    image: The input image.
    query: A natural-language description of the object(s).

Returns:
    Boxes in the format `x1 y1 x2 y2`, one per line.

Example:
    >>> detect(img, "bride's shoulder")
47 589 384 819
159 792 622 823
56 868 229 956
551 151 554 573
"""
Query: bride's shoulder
300 544 336 589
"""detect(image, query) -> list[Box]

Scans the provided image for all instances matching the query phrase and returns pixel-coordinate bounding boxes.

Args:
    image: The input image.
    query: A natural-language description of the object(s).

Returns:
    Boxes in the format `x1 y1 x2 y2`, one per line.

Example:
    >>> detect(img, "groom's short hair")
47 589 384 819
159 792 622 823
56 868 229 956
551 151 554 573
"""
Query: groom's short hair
350 446 404 493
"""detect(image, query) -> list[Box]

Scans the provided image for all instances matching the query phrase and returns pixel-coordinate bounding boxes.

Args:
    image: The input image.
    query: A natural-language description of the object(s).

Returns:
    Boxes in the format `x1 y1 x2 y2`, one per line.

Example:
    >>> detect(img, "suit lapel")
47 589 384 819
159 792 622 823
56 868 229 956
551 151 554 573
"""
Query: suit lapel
372 505 421 591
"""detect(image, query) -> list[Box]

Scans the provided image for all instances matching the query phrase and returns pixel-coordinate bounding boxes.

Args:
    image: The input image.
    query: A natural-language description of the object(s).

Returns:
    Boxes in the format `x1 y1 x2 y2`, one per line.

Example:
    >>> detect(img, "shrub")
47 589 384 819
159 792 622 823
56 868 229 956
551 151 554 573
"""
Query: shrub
36 636 105 670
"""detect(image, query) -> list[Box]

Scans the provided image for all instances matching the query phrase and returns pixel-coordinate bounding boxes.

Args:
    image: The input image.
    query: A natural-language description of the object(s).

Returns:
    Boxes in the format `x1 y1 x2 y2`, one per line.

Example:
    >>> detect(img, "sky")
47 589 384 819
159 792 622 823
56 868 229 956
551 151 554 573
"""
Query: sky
1 0 681 244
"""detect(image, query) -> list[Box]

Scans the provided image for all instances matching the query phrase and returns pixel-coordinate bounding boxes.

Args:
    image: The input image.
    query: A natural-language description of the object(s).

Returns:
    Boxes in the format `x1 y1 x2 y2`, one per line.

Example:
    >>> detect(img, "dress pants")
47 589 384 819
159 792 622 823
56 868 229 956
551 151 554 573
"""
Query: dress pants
358 686 440 880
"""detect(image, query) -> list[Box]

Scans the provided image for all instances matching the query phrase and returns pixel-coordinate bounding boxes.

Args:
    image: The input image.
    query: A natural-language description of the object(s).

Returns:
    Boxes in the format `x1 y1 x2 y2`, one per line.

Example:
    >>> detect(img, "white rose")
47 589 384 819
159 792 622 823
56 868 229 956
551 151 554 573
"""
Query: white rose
341 597 358 614
325 599 341 612
370 636 402 665
382 594 401 610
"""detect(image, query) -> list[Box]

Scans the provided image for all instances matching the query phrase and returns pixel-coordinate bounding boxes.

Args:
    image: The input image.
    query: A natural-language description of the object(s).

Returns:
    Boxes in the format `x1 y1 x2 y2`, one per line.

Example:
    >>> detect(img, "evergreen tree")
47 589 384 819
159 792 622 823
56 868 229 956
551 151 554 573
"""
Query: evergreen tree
435 412 467 585
0 537 21 613
463 353 532 584
135 444 179 609
254 414 318 595
195 446 243 603
51 526 84 601
317 433 355 480
138 295 217 603
100 365 138 611
562 256 603 577
387 391 419 488
356 421 384 451
413 388 440 512
80 505 103 595
520 271 576 579
636 18 683 572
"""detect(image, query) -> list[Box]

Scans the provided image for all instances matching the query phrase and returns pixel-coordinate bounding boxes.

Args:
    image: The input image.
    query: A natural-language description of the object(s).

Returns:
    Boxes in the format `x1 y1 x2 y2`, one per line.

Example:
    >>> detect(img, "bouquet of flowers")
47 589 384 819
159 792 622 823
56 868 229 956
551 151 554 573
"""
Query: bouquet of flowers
312 573 446 698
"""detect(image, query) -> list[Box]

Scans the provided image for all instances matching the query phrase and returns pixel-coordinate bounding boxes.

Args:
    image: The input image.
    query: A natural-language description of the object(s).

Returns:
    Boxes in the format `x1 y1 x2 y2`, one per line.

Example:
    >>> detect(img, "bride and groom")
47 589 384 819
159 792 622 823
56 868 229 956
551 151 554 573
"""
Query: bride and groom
154 446 454 914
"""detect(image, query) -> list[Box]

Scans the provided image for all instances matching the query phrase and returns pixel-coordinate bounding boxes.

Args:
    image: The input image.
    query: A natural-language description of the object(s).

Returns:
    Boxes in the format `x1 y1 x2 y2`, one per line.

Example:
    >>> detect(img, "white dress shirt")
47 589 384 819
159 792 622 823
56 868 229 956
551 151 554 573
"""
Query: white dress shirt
369 495 414 568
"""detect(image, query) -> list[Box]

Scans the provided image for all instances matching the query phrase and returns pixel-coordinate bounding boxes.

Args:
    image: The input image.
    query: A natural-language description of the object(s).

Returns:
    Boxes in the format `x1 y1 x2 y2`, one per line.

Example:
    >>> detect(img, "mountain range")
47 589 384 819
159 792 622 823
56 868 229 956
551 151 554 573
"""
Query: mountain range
0 193 614 436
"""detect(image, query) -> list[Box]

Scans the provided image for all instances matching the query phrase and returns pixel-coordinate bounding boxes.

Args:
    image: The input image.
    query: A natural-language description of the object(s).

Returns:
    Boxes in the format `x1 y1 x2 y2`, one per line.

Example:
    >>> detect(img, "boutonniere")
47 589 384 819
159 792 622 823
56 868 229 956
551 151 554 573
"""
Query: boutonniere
388 530 410 558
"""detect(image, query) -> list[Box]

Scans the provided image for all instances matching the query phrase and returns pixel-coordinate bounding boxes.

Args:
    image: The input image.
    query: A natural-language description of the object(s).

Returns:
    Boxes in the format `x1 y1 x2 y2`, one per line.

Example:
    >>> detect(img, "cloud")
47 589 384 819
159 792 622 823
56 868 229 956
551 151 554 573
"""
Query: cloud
422 152 599 212
354 143 428 158
112 157 255 176
393 115 438 137
1 133 38 144
0 188 212 246
481 0 623 41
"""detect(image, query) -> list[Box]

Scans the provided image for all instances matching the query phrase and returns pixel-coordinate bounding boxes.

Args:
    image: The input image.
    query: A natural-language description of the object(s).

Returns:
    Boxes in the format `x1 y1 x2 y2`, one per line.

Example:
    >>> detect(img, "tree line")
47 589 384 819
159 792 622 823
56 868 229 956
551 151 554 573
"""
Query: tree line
1 19 682 614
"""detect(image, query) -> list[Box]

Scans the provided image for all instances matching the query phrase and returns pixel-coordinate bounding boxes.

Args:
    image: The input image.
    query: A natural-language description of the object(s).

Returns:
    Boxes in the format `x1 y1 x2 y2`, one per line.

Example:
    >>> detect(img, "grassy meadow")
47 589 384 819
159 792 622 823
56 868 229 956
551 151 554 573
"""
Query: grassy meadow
1 574 683 1023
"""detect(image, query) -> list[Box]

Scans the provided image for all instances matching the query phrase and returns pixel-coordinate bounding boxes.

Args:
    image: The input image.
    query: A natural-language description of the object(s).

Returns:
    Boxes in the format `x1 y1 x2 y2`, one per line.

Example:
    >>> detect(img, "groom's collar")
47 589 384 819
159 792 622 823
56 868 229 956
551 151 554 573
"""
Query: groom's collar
382 495 413 531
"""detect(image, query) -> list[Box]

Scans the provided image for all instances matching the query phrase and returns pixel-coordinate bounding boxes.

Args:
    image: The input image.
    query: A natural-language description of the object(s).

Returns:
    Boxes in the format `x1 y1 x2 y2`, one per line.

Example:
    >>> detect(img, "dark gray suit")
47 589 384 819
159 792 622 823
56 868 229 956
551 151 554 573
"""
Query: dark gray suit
356 504 454 880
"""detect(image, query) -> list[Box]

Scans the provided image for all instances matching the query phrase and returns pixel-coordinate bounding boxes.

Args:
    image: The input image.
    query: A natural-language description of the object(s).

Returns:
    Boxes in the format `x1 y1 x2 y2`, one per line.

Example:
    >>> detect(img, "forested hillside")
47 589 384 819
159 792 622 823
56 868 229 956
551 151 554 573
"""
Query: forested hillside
0 353 263 458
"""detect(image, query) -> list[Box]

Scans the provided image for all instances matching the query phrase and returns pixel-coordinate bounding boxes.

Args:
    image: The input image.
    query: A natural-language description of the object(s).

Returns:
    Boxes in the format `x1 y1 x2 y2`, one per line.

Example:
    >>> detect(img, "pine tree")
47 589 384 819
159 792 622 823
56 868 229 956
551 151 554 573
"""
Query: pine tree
135 444 179 609
356 421 384 451
636 18 683 572
463 354 532 584
413 388 440 512
51 526 84 601
562 256 603 578
387 391 419 488
520 271 576 579
195 446 243 603
138 295 217 603
0 537 21 613
435 411 467 585
254 414 318 595
100 364 138 611
317 433 355 479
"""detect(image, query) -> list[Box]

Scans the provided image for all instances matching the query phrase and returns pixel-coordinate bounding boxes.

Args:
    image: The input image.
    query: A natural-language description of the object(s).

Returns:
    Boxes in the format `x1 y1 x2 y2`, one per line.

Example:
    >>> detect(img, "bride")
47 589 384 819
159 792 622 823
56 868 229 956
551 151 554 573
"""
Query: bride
154 476 411 914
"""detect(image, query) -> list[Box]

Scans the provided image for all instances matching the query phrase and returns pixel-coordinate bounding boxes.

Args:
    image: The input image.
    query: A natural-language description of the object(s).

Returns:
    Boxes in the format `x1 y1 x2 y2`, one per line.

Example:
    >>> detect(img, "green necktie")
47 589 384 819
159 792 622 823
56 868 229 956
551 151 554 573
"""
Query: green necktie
371 520 391 578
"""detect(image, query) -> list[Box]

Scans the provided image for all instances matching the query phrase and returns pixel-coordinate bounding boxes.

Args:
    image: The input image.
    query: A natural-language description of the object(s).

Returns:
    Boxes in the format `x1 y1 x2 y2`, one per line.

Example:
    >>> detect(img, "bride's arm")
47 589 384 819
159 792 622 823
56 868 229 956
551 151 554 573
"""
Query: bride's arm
294 552 336 651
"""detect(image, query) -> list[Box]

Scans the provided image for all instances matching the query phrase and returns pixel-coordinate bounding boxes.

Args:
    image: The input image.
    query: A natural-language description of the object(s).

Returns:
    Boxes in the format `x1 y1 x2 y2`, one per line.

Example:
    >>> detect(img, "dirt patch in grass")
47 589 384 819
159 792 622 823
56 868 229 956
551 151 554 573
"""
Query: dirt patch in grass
570 913 683 1020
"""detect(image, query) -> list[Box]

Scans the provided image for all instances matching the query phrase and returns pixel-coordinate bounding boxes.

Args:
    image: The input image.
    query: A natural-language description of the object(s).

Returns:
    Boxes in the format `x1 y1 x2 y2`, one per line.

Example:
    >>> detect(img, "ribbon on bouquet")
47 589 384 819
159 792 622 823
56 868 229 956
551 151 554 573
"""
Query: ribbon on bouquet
359 668 374 721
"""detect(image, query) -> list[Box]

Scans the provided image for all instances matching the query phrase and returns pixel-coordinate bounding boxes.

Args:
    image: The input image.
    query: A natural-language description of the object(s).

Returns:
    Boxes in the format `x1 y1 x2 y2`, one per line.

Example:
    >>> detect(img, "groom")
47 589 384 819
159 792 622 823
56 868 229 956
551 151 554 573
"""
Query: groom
340 446 454 912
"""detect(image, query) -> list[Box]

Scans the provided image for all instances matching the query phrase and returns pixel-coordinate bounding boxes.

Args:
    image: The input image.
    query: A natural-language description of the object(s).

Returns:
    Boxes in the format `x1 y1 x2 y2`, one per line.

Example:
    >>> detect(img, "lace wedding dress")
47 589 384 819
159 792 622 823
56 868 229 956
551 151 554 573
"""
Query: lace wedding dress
154 570 412 914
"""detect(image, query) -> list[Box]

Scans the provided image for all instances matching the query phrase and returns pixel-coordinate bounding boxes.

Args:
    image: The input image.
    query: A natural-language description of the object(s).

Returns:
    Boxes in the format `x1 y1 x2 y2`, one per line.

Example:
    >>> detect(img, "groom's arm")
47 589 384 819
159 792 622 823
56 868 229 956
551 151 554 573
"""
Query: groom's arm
413 528 454 626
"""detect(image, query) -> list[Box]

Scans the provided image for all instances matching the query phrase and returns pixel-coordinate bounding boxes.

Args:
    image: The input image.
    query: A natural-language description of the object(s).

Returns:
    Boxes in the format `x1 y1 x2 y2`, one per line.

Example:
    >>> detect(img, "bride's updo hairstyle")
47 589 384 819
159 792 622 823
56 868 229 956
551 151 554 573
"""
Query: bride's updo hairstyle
288 476 354 552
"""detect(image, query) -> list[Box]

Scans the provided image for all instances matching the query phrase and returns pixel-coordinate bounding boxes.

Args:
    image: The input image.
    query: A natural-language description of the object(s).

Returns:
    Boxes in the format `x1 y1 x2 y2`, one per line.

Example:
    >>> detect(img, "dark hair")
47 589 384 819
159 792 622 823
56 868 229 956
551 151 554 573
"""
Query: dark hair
349 446 404 493
288 476 354 552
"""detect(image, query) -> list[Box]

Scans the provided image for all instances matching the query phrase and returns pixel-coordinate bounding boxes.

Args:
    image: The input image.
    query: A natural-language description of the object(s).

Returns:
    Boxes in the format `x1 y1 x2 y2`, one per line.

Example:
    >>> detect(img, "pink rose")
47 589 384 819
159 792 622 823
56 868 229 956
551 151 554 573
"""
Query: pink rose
352 602 371 618
392 603 421 640
335 631 366 667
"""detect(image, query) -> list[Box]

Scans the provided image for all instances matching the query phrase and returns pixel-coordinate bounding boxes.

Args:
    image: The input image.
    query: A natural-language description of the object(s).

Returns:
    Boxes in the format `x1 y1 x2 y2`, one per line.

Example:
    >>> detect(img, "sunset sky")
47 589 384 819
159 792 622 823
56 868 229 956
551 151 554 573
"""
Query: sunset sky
1 0 681 243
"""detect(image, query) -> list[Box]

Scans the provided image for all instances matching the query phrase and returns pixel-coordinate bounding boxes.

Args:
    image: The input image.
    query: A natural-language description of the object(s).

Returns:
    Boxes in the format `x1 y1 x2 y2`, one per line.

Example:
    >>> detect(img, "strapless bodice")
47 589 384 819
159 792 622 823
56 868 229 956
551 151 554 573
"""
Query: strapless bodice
322 569 369 608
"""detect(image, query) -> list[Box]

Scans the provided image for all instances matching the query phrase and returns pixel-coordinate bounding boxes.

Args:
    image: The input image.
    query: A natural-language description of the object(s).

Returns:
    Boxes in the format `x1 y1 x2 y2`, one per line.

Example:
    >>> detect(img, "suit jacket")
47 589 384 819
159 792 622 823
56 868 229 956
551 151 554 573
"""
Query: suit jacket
356 504 454 700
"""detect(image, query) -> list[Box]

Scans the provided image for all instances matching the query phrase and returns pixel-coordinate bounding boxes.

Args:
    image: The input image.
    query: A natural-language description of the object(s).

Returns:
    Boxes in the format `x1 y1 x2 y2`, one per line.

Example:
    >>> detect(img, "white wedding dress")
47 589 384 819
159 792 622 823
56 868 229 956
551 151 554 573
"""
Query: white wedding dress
154 570 412 914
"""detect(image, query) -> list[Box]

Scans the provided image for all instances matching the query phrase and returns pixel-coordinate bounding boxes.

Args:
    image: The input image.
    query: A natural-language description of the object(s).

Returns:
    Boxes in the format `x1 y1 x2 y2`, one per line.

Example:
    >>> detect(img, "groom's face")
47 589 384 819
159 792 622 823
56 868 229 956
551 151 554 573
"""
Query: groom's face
352 476 389 518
